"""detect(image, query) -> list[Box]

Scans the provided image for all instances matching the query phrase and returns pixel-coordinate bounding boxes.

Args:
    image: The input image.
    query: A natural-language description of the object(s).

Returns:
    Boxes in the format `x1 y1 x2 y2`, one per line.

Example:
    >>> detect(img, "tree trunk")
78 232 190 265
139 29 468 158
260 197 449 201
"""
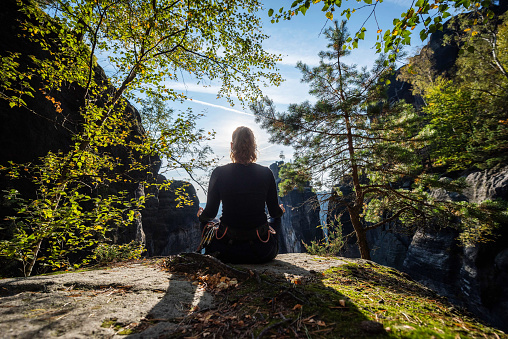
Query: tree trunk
343 111 370 260
26 238 43 277
348 207 371 260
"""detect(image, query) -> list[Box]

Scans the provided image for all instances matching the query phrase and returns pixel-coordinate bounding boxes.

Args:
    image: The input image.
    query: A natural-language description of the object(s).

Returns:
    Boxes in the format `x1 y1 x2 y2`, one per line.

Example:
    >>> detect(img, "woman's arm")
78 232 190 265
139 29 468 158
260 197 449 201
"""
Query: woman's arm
199 167 221 223
266 170 284 219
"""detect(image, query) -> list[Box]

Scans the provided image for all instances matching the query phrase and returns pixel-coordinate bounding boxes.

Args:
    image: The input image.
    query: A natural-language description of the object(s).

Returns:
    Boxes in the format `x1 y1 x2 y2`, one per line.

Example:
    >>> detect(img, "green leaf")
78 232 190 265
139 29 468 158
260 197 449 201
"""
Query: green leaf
420 29 428 41
268 8 274 16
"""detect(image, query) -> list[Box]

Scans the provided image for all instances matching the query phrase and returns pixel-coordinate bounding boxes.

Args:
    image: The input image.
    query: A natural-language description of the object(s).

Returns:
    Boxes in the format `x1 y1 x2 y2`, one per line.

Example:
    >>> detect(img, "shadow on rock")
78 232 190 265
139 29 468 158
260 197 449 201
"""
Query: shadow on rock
128 253 380 338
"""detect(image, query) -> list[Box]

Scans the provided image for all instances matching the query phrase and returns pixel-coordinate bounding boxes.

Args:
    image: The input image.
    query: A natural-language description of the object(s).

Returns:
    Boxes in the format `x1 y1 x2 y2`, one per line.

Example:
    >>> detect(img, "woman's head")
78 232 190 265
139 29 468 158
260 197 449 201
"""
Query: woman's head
230 126 257 164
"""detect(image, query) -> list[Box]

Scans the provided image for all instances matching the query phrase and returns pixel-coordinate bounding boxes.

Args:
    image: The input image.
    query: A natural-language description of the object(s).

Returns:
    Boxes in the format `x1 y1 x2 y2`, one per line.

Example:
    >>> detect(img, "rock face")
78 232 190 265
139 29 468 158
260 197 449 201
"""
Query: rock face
143 175 201 256
369 165 508 331
385 8 461 107
269 162 324 253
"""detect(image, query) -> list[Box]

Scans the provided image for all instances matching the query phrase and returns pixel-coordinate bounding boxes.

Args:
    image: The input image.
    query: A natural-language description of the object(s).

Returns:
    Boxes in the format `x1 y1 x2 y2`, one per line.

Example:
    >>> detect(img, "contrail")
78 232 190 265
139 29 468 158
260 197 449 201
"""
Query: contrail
259 144 276 151
187 98 256 117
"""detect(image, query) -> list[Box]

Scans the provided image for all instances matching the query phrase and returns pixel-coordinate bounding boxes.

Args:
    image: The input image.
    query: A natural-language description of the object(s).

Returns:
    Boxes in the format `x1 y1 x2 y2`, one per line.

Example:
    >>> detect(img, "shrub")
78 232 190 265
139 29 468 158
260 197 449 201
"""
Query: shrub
303 219 344 256
92 241 145 266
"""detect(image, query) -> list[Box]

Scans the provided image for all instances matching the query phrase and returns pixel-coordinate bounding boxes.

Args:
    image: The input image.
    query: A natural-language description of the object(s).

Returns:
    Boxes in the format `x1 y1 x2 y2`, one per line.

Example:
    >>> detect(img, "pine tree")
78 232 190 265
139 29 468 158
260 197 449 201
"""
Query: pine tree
252 22 428 259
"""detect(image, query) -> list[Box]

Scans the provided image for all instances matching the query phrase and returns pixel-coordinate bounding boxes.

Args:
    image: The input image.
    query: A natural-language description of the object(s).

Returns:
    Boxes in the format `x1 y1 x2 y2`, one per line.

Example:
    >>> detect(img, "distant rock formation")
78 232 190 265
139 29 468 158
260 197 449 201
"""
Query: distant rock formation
143 175 201 256
269 162 324 253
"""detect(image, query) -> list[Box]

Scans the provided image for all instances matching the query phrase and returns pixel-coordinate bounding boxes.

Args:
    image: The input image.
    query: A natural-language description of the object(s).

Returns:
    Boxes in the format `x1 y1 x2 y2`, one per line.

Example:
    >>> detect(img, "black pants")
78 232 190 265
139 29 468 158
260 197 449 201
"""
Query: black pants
203 219 280 264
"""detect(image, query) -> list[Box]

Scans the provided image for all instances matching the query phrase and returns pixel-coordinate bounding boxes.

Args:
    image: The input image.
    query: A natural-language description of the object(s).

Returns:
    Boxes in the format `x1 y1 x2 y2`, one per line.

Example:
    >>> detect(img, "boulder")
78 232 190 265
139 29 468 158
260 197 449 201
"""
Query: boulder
462 165 508 203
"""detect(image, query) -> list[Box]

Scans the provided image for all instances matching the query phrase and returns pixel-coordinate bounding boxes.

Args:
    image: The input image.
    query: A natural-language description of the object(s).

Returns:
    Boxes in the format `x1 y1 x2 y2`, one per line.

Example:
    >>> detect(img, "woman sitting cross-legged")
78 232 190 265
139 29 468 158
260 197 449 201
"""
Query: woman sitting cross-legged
197 126 285 264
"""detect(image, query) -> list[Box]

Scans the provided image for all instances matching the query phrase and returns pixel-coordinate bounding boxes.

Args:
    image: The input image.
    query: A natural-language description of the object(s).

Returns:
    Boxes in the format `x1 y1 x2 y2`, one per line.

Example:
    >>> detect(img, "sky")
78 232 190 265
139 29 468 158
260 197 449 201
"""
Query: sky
148 0 423 202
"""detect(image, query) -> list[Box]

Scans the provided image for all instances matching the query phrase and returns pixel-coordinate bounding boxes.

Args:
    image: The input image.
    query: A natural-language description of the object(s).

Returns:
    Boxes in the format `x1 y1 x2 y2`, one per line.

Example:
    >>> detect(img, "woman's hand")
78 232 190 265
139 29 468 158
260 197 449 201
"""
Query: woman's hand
279 204 285 213
197 207 204 217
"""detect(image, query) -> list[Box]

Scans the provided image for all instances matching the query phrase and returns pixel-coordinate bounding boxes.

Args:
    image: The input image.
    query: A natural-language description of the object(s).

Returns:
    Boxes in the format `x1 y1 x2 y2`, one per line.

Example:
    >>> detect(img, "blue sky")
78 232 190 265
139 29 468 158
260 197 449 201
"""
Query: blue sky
154 0 423 201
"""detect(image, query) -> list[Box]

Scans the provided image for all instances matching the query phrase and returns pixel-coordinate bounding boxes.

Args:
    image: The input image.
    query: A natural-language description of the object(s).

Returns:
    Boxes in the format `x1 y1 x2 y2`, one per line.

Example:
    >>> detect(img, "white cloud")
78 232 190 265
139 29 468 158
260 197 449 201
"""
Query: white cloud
269 49 321 67
384 0 414 7
165 81 222 96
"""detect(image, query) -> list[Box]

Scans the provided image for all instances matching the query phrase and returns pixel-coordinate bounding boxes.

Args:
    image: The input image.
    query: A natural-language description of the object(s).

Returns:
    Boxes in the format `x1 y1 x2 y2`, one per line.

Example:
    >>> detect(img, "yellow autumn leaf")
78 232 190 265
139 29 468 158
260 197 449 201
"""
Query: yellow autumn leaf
377 29 382 33
464 28 471 32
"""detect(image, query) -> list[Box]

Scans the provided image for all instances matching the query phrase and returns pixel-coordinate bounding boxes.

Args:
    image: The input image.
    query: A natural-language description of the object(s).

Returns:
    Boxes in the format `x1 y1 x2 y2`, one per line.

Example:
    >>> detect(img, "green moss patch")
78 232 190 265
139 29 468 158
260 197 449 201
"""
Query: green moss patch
165 255 506 338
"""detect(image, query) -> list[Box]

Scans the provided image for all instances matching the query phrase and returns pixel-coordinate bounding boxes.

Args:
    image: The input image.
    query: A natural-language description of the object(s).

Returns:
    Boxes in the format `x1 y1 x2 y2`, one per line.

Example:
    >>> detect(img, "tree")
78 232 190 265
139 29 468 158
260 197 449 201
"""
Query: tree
0 0 282 276
269 0 497 62
251 20 490 260
397 11 508 169
252 21 411 259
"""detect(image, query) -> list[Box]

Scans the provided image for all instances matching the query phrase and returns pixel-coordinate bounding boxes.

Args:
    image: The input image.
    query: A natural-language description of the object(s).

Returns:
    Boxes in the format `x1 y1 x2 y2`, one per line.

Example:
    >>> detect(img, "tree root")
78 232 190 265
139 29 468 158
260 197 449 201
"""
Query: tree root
163 252 251 280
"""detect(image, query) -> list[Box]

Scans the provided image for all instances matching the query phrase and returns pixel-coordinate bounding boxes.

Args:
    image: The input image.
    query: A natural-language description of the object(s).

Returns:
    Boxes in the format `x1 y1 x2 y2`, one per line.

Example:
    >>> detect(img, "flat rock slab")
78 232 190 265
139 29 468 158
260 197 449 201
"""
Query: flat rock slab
0 254 348 338
0 262 213 338
238 253 348 277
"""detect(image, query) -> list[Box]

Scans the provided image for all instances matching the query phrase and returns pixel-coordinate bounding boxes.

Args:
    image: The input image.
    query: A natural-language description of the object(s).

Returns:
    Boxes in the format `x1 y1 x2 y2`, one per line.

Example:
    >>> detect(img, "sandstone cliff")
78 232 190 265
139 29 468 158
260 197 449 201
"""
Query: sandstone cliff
269 162 324 253
143 175 201 256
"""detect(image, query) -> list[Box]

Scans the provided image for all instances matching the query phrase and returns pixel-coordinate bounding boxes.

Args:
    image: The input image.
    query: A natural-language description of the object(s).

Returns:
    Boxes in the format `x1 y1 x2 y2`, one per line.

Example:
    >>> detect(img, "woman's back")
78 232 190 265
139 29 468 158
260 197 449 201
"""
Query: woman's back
200 163 281 228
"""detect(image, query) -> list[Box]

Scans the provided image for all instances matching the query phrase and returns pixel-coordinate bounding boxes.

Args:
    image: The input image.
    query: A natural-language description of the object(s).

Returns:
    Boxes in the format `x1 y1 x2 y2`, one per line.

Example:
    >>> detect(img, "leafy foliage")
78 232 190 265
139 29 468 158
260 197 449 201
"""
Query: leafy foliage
302 217 345 256
92 240 145 266
268 0 496 63
0 0 282 276
398 12 508 170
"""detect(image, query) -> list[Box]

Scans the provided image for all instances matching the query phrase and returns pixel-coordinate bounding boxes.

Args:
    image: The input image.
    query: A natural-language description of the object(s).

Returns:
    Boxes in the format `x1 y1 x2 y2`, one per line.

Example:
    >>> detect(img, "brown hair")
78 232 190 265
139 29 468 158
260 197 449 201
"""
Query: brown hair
230 126 257 164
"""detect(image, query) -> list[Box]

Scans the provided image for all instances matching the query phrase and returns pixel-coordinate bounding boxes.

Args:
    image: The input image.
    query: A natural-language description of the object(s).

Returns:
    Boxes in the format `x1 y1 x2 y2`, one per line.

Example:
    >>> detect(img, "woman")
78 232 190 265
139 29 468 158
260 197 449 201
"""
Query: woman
197 126 284 264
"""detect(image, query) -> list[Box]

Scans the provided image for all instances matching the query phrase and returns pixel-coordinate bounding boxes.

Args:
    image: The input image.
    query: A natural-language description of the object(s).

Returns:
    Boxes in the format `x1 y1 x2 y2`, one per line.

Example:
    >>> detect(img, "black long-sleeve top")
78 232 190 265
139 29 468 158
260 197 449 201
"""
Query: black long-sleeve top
199 163 283 229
